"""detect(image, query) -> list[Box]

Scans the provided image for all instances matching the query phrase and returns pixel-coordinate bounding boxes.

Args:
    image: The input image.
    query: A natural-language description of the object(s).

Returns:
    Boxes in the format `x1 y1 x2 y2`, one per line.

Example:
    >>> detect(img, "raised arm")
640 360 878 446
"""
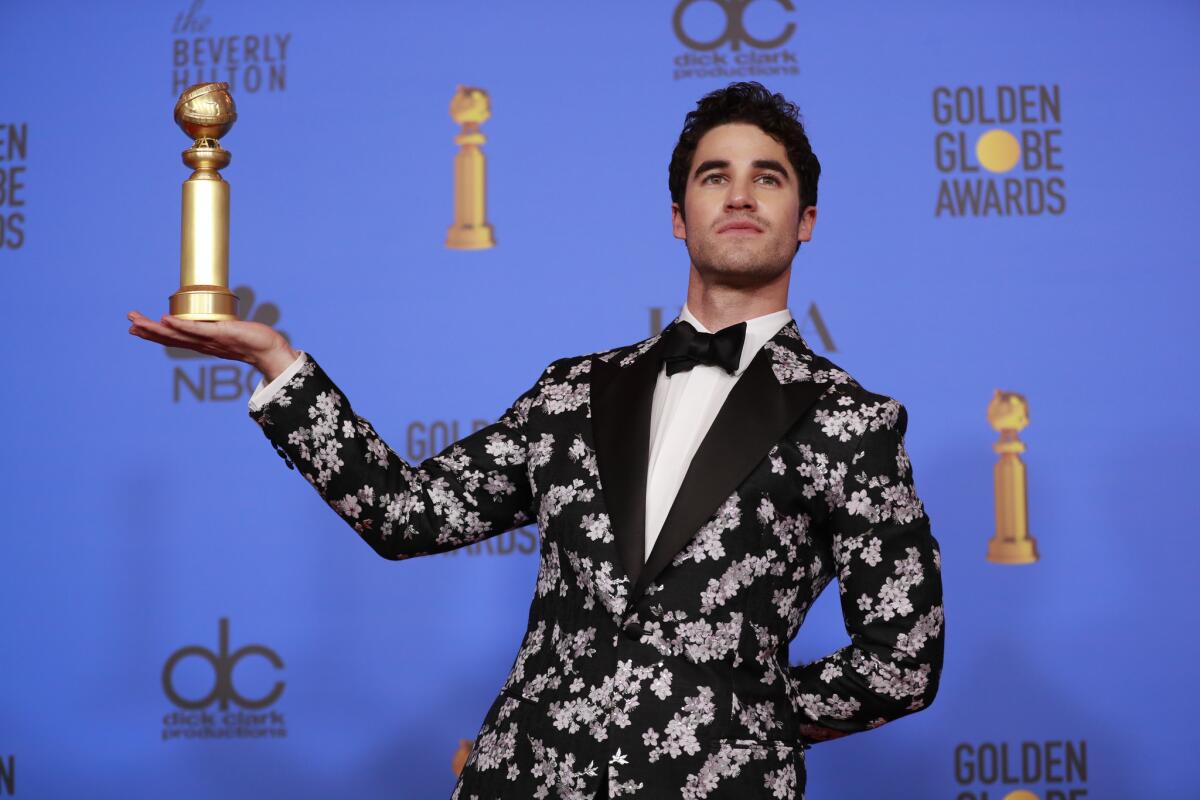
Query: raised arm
127 310 546 559
248 354 547 559
790 400 945 744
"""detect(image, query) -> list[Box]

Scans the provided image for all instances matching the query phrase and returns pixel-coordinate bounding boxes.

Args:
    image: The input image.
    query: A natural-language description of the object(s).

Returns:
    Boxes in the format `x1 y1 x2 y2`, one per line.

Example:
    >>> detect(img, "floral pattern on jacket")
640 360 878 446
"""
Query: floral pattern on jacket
250 319 945 799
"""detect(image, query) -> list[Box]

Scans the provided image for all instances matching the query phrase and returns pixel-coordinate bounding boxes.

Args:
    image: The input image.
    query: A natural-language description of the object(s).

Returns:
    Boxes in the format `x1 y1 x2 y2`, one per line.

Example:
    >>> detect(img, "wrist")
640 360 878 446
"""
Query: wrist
255 343 301 382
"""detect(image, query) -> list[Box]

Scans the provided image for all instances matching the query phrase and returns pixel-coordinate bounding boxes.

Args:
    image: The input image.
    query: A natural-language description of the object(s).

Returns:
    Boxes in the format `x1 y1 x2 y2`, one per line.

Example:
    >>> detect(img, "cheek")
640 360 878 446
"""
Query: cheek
769 201 803 233
685 196 721 229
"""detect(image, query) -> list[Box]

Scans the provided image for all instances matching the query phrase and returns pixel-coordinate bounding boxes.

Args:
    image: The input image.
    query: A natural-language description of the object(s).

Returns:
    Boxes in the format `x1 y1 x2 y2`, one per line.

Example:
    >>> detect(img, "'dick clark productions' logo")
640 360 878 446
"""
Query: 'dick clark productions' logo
933 84 1065 218
171 0 291 96
671 0 799 81
162 618 287 741
166 285 291 403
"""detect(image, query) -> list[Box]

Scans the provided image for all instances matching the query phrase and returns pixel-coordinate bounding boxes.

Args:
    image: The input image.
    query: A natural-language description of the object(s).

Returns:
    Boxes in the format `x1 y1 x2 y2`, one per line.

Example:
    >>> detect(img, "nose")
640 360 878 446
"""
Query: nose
725 175 757 211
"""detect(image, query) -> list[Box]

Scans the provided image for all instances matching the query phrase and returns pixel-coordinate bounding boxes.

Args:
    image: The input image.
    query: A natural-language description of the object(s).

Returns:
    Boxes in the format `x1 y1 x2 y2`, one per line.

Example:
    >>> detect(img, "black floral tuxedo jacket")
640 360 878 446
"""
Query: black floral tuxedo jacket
250 318 945 799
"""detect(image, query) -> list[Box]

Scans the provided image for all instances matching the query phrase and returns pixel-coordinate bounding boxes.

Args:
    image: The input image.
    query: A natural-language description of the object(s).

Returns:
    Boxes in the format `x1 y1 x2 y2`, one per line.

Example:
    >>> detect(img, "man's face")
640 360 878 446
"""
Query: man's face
672 122 817 287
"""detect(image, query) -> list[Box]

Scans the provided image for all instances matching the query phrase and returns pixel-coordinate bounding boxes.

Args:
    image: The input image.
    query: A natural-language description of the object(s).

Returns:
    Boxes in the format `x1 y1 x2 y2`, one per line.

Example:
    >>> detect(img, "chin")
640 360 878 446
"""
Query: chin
691 245 791 285
697 261 789 289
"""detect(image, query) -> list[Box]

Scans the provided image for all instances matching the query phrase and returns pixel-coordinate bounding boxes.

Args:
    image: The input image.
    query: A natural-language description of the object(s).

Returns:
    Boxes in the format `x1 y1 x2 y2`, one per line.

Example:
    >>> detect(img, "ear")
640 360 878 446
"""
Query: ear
797 205 817 244
671 202 687 241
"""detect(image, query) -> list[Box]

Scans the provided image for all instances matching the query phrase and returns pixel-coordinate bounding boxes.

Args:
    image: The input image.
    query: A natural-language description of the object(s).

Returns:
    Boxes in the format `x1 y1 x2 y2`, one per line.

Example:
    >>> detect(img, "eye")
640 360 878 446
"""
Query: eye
701 174 725 184
757 174 781 186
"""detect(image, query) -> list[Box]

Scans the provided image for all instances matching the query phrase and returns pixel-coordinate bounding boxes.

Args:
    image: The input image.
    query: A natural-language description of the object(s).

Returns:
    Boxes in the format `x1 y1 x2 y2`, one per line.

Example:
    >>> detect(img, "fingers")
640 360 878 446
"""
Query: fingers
130 327 240 360
133 314 215 341
162 317 247 355
128 324 200 350
127 311 229 355
129 314 195 343
161 315 220 334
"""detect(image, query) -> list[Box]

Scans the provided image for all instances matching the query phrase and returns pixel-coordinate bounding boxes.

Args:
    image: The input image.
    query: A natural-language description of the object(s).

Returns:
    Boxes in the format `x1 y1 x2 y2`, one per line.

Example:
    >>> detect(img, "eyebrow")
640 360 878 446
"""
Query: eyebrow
692 159 791 181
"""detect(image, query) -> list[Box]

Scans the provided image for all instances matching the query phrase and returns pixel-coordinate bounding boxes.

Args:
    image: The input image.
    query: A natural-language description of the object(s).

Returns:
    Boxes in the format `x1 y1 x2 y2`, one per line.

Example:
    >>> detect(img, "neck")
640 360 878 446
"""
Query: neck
684 264 790 331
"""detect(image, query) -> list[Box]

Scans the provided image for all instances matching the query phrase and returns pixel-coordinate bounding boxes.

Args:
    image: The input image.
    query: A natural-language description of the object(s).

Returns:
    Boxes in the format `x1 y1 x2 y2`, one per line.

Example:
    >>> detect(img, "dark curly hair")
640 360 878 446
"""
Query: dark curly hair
669 82 820 220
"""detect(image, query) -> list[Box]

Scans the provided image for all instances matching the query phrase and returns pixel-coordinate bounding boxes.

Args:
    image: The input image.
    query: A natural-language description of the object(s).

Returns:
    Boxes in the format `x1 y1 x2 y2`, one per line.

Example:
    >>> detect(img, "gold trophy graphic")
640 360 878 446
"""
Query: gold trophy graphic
986 390 1040 564
445 85 495 250
169 82 239 319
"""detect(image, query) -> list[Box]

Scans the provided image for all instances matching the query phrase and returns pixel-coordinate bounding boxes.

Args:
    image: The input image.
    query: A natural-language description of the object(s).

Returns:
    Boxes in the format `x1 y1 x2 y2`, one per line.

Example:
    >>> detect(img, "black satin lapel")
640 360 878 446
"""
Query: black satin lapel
589 342 665 590
631 350 826 603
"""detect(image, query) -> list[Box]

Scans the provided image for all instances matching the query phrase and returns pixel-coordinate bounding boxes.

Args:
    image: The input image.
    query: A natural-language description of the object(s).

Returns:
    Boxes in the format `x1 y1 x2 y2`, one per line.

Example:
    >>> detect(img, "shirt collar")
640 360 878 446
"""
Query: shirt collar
678 304 793 375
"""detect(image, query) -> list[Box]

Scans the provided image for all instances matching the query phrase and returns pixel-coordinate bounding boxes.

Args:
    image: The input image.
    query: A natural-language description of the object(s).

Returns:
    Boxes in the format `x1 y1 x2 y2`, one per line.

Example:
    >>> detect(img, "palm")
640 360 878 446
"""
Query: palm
126 310 285 365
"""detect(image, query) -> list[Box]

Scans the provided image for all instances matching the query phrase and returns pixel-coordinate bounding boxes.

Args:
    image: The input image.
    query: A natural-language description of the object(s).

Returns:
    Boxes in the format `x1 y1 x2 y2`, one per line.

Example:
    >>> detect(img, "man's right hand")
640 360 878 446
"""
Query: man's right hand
127 310 300 381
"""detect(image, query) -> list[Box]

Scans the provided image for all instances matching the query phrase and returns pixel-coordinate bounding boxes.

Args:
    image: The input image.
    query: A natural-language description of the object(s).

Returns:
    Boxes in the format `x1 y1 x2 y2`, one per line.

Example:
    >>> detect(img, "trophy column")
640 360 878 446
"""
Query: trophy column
169 82 239 320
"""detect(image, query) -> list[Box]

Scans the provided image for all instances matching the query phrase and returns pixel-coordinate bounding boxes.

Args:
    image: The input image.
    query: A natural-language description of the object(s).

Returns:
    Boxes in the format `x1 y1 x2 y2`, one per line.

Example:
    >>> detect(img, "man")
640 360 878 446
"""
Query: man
129 81 944 799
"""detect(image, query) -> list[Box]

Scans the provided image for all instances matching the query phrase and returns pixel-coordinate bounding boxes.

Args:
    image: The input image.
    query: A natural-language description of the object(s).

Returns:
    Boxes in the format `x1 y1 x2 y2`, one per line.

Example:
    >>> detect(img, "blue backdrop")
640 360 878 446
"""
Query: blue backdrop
2 0 1198 797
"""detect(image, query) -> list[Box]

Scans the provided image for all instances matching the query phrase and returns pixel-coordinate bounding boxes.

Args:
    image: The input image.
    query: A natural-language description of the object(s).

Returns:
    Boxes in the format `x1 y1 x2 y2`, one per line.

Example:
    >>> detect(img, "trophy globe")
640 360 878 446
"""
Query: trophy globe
175 82 238 142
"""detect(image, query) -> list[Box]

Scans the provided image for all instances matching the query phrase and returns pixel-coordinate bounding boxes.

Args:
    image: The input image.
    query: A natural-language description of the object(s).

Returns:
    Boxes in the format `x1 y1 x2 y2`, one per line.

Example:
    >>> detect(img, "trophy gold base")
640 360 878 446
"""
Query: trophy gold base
446 224 495 250
986 536 1039 564
169 285 239 320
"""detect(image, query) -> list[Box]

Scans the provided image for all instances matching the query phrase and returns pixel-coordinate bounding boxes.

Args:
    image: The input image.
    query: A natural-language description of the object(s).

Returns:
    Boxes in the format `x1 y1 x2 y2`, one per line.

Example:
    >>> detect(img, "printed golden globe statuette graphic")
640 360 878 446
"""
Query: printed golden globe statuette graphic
169 82 239 319
446 85 495 250
986 390 1040 564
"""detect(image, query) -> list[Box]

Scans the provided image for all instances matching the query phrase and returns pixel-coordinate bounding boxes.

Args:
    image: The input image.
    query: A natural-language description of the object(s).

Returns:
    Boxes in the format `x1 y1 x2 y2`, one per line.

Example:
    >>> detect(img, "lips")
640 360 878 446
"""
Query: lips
717 221 763 234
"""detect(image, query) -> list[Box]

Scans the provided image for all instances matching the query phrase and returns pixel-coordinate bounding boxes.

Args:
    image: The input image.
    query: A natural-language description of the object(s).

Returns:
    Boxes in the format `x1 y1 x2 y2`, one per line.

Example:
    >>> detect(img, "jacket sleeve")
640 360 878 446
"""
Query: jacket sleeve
789 401 945 744
248 354 549 560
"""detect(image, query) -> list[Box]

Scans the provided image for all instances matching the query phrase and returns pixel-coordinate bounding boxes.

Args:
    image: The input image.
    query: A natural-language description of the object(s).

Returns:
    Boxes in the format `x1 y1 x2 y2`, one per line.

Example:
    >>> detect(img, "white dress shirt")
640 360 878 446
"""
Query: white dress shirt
247 304 794 565
248 350 309 412
644 305 792 560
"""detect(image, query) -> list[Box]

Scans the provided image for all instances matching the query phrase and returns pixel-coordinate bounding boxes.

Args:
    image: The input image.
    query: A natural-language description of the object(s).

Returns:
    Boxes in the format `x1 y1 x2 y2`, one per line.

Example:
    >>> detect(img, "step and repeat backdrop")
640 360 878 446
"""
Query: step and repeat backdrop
2 0 1198 797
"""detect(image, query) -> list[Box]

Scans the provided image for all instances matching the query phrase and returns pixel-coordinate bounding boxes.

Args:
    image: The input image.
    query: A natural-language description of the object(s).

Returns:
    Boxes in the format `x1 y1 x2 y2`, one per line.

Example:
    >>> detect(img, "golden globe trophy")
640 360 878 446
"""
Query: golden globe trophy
169 82 239 319
986 390 1040 564
445 85 495 250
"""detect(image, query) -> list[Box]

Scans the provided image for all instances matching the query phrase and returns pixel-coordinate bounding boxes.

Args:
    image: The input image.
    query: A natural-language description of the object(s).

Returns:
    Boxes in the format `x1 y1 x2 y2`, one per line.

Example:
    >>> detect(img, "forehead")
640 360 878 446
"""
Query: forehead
692 122 787 164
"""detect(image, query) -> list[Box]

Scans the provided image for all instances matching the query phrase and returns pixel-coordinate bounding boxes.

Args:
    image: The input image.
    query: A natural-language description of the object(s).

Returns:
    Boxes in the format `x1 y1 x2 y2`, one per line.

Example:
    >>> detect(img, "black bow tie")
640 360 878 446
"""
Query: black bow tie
660 320 747 376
